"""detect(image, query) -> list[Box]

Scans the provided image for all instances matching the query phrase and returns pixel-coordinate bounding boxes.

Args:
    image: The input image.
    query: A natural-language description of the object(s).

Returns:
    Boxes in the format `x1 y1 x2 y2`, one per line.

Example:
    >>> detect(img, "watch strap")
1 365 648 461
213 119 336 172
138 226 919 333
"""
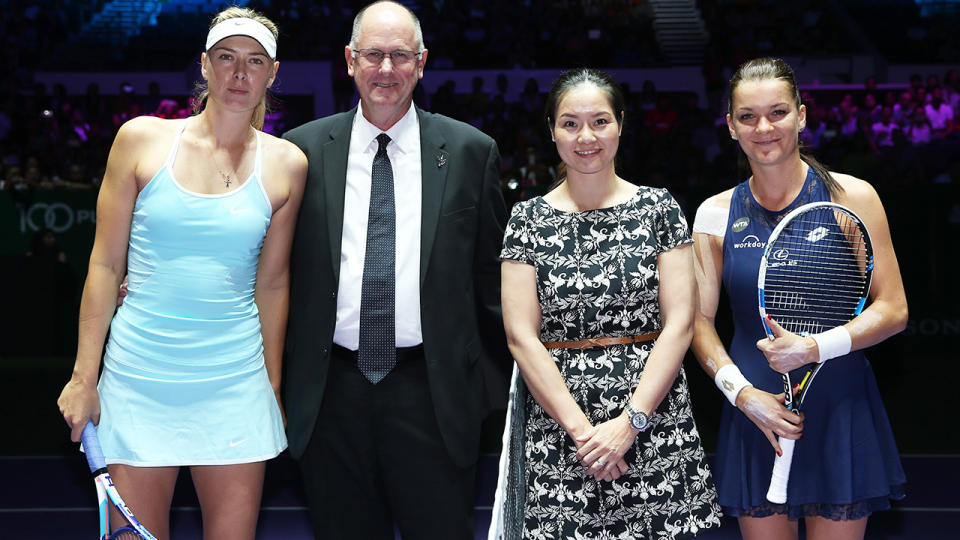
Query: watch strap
624 402 651 431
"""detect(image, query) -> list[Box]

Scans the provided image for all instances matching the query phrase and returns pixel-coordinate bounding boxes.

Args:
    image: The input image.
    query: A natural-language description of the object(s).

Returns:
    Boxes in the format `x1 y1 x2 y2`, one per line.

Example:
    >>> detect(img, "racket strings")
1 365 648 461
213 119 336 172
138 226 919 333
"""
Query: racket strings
765 255 868 274
763 209 871 336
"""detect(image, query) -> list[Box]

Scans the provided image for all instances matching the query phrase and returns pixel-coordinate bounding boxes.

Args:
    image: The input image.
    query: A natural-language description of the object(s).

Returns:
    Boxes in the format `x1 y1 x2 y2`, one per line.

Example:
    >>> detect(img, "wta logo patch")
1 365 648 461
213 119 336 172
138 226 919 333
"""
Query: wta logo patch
806 226 830 243
731 217 749 233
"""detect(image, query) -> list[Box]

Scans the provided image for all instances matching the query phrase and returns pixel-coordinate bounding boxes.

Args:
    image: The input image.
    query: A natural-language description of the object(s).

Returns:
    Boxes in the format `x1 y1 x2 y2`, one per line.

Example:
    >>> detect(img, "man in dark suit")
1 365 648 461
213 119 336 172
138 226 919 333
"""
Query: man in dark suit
282 2 508 538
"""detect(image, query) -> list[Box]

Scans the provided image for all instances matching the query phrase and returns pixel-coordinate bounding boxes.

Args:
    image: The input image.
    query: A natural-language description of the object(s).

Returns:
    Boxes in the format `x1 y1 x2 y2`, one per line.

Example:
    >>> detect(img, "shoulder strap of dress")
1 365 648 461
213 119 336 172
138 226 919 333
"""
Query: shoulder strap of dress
253 128 263 180
163 119 190 169
253 129 273 212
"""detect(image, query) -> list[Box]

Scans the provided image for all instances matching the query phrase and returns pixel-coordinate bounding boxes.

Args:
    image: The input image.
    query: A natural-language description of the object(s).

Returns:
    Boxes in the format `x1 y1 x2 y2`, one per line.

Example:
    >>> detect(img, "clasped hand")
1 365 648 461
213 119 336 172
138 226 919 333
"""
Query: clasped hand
573 416 636 482
756 316 818 373
735 386 804 455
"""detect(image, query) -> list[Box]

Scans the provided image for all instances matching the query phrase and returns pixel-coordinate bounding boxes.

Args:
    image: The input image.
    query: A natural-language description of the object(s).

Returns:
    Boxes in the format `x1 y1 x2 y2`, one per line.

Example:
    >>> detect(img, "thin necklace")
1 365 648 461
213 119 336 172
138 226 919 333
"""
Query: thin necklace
196 117 253 189
211 141 248 189
215 163 234 188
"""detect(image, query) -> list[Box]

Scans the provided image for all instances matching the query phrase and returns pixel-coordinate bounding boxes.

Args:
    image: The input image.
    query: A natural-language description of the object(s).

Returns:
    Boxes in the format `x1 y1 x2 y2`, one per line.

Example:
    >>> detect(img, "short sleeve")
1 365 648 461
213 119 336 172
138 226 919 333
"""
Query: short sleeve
654 189 693 254
500 200 533 264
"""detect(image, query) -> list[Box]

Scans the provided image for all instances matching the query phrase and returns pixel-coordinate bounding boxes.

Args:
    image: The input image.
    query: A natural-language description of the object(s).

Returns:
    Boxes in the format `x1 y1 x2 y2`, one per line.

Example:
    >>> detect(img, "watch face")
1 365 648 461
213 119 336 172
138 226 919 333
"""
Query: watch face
630 412 648 431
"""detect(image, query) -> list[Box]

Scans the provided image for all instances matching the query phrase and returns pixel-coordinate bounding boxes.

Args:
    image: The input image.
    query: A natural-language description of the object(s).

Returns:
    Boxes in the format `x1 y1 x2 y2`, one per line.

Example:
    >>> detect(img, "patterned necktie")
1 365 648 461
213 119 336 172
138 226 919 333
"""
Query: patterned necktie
358 133 396 384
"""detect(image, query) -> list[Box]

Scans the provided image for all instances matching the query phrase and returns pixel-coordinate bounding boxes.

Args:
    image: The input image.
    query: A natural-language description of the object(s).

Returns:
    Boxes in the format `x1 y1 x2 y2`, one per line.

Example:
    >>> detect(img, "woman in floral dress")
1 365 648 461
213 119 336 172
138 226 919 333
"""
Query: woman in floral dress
490 68 720 539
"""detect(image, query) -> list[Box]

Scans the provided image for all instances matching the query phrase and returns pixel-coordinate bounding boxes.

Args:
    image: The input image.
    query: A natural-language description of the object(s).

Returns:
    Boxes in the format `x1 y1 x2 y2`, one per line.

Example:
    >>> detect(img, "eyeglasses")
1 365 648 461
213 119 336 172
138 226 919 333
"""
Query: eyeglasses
352 48 422 66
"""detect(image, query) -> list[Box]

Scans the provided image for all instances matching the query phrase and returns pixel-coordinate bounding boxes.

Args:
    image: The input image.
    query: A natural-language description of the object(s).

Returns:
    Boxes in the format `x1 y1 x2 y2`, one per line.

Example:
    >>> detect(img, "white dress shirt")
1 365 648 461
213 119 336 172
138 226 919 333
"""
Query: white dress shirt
333 102 423 349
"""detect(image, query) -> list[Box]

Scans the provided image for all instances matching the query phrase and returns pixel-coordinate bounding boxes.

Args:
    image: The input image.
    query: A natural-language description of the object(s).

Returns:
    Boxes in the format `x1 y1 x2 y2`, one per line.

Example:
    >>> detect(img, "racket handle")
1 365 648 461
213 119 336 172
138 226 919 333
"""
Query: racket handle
81 420 107 473
766 437 796 504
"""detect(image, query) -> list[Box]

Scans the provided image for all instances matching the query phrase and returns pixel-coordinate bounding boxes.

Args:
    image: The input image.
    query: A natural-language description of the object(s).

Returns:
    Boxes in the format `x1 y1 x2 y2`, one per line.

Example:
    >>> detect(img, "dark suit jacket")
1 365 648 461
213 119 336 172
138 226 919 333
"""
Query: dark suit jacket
282 107 508 467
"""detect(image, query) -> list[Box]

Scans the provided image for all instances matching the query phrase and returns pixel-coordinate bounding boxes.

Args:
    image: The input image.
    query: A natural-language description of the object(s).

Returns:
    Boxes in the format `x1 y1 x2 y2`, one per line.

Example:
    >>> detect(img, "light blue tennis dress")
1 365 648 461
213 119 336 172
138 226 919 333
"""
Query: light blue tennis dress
96 119 287 466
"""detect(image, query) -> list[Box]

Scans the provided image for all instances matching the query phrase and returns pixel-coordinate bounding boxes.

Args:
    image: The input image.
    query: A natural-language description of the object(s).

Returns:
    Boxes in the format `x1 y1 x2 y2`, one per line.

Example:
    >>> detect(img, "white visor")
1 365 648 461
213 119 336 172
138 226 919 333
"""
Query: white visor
205 18 277 59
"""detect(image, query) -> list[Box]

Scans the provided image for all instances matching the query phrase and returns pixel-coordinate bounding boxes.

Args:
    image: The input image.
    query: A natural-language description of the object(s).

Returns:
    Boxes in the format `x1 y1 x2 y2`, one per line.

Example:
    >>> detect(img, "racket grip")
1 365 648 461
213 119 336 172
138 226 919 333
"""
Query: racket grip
766 437 796 504
80 420 107 473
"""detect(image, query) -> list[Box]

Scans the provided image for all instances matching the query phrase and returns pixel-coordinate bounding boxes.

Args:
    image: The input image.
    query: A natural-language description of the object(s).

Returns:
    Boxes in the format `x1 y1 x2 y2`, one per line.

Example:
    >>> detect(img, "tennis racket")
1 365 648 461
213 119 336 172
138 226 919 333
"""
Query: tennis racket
81 420 157 539
757 201 874 504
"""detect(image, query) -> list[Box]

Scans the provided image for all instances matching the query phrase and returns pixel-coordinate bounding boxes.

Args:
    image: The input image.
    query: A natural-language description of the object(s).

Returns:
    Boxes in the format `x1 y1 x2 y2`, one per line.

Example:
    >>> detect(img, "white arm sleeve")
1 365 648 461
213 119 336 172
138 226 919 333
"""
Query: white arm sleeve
693 203 728 237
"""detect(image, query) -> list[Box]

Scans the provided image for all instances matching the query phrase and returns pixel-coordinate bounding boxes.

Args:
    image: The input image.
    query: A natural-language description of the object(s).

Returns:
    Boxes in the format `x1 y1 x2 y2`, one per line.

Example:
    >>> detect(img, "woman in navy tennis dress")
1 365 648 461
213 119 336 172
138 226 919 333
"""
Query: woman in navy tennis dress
57 7 306 539
691 58 907 540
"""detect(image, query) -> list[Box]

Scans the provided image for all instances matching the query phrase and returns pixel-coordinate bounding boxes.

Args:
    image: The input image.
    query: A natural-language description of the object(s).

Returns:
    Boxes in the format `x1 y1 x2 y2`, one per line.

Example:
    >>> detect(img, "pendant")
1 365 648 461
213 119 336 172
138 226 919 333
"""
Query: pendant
224 175 232 188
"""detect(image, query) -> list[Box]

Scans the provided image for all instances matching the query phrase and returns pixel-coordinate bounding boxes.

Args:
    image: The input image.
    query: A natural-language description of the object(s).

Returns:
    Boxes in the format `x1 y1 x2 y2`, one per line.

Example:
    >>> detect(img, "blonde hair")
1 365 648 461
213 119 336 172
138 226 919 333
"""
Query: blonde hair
193 6 279 129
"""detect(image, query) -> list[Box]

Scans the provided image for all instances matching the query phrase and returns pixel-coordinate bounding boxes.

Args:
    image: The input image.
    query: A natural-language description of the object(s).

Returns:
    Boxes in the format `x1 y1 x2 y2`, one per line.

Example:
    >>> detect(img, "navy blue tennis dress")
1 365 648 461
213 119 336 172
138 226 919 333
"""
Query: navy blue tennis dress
715 167 905 519
95 119 287 466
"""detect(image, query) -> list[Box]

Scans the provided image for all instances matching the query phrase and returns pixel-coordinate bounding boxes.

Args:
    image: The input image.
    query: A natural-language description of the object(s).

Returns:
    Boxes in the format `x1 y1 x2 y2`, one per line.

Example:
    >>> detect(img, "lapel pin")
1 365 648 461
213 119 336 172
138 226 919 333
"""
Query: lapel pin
436 153 447 168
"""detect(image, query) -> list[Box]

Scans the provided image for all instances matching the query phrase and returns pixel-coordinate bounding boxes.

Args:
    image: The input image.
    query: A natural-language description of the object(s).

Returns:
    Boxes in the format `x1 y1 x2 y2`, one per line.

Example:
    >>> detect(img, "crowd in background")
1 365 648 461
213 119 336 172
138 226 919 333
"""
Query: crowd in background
3 72 959 198
2 0 960 196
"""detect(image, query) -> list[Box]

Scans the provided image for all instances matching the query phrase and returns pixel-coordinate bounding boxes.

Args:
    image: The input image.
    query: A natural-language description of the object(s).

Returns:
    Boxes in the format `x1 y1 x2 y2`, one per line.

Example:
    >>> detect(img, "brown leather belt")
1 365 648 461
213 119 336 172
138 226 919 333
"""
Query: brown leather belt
542 332 661 350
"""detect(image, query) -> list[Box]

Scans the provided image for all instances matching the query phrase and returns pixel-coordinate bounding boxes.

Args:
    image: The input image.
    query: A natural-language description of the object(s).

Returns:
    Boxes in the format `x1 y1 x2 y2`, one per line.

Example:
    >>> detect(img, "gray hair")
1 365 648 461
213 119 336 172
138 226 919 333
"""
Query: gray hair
349 0 425 52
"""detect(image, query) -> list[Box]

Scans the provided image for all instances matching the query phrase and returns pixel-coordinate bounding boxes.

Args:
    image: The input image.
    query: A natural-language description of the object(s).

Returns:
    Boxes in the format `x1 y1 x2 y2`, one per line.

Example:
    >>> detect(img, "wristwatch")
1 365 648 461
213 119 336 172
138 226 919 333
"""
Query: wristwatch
624 402 652 432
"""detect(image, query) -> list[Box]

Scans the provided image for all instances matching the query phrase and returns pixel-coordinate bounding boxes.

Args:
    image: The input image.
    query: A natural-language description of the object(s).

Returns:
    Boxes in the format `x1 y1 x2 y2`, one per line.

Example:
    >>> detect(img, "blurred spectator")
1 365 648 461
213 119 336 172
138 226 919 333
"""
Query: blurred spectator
801 101 829 151
152 99 182 119
56 162 95 189
944 69 960 113
638 80 658 114
645 95 679 137
24 161 54 189
27 228 67 264
142 81 163 113
494 73 509 101
906 106 933 145
861 93 882 124
832 93 859 139
910 73 924 94
925 87 954 137
7 164 28 190
914 85 928 106
871 106 899 149
893 91 915 125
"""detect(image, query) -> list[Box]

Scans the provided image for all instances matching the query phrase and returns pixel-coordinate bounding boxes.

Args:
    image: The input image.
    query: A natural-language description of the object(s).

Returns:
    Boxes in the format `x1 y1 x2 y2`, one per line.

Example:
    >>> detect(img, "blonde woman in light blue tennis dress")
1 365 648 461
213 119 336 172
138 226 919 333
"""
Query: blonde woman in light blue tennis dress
56 7 307 539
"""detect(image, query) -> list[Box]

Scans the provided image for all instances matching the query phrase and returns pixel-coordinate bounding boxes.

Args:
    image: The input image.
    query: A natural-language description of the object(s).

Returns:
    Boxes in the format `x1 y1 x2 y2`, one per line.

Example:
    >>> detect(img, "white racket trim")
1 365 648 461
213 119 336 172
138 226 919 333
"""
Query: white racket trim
766 437 796 504
82 421 158 540
95 475 110 540
97 470 156 539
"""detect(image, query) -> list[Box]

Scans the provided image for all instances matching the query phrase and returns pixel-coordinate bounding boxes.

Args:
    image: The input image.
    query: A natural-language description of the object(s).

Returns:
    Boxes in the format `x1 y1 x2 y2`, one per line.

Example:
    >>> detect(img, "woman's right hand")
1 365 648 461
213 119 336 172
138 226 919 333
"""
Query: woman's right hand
57 376 101 443
570 423 630 482
734 386 804 456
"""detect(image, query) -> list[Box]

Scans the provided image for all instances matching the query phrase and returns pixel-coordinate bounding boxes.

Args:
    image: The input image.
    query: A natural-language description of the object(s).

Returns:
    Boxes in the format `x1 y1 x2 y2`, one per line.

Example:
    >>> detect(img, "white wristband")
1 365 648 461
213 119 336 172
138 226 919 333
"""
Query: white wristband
811 326 852 363
714 364 752 406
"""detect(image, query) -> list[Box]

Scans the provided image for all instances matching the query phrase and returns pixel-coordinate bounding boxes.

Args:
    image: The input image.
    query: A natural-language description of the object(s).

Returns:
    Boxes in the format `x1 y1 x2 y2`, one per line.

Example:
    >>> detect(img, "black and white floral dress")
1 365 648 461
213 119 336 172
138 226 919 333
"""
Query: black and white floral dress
498 187 721 539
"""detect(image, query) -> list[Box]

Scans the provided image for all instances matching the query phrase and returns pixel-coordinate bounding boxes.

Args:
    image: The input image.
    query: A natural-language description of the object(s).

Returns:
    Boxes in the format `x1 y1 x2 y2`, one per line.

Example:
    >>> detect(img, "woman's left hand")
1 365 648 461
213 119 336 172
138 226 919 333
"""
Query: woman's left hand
574 416 638 482
756 316 818 373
